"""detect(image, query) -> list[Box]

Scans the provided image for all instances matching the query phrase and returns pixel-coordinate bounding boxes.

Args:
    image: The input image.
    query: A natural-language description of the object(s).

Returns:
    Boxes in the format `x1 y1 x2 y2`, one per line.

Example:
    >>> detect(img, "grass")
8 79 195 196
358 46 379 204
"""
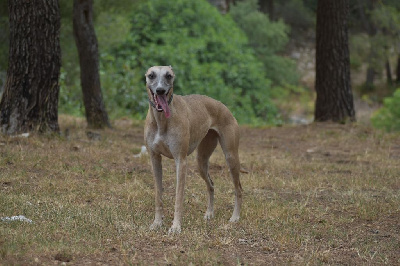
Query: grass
0 115 399 264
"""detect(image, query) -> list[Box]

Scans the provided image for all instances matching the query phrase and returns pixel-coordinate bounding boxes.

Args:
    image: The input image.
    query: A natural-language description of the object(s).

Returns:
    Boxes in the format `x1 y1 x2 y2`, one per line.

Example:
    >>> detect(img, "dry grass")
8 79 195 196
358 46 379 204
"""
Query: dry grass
0 115 399 265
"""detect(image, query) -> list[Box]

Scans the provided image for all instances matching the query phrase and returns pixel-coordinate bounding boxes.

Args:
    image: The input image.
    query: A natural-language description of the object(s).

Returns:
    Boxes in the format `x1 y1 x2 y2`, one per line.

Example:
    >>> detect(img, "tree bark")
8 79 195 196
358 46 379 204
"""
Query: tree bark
314 0 355 122
73 0 110 129
259 0 274 21
385 59 393 86
396 54 400 84
0 0 61 134
365 65 375 91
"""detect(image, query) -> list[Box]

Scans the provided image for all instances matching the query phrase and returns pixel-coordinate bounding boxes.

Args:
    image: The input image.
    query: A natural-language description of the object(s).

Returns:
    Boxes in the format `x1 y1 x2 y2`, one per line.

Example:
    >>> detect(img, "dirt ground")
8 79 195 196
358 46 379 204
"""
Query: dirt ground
1 117 399 265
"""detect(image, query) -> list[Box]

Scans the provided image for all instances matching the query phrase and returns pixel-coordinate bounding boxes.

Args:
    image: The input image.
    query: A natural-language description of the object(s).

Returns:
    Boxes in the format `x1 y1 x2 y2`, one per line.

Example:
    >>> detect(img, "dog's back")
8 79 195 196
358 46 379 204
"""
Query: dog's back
179 94 238 128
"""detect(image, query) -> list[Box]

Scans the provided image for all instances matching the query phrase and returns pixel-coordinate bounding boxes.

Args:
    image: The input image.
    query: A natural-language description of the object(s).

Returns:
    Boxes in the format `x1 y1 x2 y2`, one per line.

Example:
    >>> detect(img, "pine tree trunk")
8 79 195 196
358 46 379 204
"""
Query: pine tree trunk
259 0 274 21
396 54 400 84
365 65 375 91
0 0 61 134
73 0 110 129
385 59 393 86
314 0 355 122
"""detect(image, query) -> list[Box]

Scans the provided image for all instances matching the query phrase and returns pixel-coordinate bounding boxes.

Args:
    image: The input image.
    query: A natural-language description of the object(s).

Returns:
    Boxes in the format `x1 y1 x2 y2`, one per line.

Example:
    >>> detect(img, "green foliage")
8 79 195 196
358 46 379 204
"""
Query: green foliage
370 4 400 33
0 1 9 72
349 1 400 93
275 0 315 31
349 34 370 70
58 1 136 119
230 0 298 86
371 89 400 131
58 68 85 116
102 0 280 124
96 13 131 52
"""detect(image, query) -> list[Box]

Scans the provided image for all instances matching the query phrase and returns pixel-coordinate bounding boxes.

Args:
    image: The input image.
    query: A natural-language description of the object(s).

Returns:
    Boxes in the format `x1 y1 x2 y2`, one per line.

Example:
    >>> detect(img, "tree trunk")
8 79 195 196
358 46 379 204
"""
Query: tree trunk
259 0 274 21
0 0 61 134
385 59 393 86
314 0 355 122
365 65 375 91
73 0 110 129
396 54 400 84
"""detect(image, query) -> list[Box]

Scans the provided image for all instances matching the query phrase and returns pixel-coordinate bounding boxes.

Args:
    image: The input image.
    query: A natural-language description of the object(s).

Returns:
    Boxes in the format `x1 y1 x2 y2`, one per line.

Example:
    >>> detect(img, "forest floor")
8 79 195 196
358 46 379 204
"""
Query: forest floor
0 115 399 265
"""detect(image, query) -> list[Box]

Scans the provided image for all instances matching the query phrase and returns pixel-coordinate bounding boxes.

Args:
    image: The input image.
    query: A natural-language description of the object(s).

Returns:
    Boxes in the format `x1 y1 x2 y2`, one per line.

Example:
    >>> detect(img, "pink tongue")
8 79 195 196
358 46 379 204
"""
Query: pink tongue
156 94 171 118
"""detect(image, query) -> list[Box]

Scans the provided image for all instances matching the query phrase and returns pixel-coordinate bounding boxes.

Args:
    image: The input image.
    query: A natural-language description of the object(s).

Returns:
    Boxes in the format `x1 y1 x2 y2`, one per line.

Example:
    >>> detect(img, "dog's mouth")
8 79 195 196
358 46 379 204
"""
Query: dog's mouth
151 90 171 118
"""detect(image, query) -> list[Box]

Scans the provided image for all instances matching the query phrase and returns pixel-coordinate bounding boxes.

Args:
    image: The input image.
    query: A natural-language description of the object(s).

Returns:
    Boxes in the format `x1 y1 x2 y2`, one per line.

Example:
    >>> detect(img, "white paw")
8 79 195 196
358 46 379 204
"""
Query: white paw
168 224 181 234
229 215 240 223
204 211 214 220
149 220 163 230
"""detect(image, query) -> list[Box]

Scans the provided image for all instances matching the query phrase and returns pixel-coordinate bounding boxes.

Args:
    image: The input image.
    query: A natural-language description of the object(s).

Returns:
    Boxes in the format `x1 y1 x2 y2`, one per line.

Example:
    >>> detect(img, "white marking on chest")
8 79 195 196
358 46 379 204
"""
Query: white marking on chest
153 132 162 145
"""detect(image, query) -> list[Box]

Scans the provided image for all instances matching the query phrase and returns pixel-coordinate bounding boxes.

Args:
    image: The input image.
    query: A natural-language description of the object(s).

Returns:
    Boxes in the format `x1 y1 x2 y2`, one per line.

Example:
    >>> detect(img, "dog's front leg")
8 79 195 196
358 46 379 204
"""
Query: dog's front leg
168 157 187 234
149 152 163 230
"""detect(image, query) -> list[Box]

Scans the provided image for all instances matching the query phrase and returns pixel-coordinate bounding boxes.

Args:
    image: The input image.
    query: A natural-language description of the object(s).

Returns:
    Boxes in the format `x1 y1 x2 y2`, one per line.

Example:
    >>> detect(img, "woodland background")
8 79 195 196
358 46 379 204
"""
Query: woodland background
0 0 399 129
0 1 399 264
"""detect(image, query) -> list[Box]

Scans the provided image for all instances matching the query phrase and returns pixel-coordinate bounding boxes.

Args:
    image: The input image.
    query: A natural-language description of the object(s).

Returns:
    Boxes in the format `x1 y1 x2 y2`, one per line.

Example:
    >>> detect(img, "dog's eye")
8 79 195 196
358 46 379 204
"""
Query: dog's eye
148 73 155 79
165 73 173 80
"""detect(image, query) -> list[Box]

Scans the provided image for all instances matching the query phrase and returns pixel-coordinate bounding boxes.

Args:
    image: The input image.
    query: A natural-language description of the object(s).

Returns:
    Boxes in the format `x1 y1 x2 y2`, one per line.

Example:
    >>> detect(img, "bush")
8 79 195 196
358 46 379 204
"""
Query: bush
371 89 400 131
275 0 315 31
230 0 298 86
102 0 279 124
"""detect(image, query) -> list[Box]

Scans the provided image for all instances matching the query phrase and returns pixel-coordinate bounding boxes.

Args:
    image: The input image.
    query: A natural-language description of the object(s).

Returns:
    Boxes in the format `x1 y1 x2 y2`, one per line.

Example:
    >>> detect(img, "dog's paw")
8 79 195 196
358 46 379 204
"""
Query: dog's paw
149 220 163 230
204 211 214 220
168 224 181 234
229 215 240 223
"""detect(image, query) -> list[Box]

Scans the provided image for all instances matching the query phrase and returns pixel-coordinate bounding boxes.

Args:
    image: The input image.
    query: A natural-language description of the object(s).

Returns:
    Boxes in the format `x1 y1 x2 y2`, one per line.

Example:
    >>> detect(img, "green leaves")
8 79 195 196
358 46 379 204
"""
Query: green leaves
103 0 279 124
230 0 298 86
371 89 400 132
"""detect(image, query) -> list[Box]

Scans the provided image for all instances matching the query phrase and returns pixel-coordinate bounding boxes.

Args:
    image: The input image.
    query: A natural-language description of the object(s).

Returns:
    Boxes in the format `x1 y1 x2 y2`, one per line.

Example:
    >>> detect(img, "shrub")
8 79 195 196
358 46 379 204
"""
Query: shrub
102 0 279 124
230 0 299 86
275 0 315 31
371 88 400 131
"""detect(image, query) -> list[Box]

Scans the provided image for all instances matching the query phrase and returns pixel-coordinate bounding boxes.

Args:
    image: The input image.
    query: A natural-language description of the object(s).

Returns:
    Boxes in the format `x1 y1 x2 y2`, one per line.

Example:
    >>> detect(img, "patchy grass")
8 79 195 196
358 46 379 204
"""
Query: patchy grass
0 116 399 264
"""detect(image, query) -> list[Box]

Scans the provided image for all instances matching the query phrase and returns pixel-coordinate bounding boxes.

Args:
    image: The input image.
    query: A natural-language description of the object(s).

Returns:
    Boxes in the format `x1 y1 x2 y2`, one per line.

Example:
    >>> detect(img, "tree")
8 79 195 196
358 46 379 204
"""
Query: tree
314 0 355 122
208 0 229 14
106 0 279 124
73 0 110 129
397 55 400 84
385 59 393 86
352 0 400 90
355 0 378 90
0 0 61 134
230 0 297 86
258 0 274 21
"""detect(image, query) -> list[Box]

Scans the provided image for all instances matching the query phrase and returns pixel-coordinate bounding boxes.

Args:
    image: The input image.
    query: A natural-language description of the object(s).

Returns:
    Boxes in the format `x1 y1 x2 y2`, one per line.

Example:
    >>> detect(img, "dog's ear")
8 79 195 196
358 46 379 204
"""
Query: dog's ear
169 65 173 70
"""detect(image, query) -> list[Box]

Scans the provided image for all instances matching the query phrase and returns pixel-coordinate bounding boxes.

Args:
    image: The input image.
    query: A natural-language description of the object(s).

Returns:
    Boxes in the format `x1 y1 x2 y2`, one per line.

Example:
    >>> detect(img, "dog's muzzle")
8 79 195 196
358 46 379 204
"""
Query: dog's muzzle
149 88 173 118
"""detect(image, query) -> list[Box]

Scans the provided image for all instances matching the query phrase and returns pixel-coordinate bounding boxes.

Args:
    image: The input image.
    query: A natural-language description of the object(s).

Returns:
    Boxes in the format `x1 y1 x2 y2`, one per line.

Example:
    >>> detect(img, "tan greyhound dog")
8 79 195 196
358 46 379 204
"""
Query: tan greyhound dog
144 66 242 234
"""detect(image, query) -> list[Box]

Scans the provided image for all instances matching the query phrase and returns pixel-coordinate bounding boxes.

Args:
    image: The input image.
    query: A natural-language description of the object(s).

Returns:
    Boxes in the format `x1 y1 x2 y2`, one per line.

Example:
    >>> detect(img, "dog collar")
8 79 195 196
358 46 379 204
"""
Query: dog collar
149 93 173 109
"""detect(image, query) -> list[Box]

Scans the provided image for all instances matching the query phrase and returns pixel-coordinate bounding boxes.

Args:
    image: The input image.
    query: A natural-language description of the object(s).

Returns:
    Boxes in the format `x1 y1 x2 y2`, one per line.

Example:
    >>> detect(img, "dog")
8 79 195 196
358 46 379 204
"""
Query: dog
144 66 242 234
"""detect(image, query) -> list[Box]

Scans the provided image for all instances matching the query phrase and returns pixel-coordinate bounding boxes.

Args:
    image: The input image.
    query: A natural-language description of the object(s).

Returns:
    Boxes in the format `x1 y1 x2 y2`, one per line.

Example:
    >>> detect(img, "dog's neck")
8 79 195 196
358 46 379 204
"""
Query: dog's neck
149 98 174 131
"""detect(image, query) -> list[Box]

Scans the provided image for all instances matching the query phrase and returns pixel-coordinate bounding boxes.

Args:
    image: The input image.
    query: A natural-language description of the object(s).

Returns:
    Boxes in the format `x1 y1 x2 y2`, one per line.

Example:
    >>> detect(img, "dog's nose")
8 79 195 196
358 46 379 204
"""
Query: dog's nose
156 88 166 95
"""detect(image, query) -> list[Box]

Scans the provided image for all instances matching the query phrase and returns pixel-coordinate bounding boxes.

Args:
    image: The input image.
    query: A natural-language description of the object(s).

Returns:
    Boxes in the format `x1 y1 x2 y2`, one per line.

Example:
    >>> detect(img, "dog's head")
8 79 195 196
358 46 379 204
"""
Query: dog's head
145 66 175 118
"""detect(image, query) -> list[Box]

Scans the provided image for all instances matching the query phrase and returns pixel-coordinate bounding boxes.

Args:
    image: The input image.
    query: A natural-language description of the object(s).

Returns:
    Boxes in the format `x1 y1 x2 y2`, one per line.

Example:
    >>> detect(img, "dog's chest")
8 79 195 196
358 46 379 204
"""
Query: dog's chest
148 132 174 158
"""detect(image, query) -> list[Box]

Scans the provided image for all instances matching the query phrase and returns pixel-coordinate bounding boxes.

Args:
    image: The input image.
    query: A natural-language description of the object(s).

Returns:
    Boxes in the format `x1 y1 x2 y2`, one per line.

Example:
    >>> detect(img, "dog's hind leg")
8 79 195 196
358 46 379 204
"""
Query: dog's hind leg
218 125 242 222
197 129 219 220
